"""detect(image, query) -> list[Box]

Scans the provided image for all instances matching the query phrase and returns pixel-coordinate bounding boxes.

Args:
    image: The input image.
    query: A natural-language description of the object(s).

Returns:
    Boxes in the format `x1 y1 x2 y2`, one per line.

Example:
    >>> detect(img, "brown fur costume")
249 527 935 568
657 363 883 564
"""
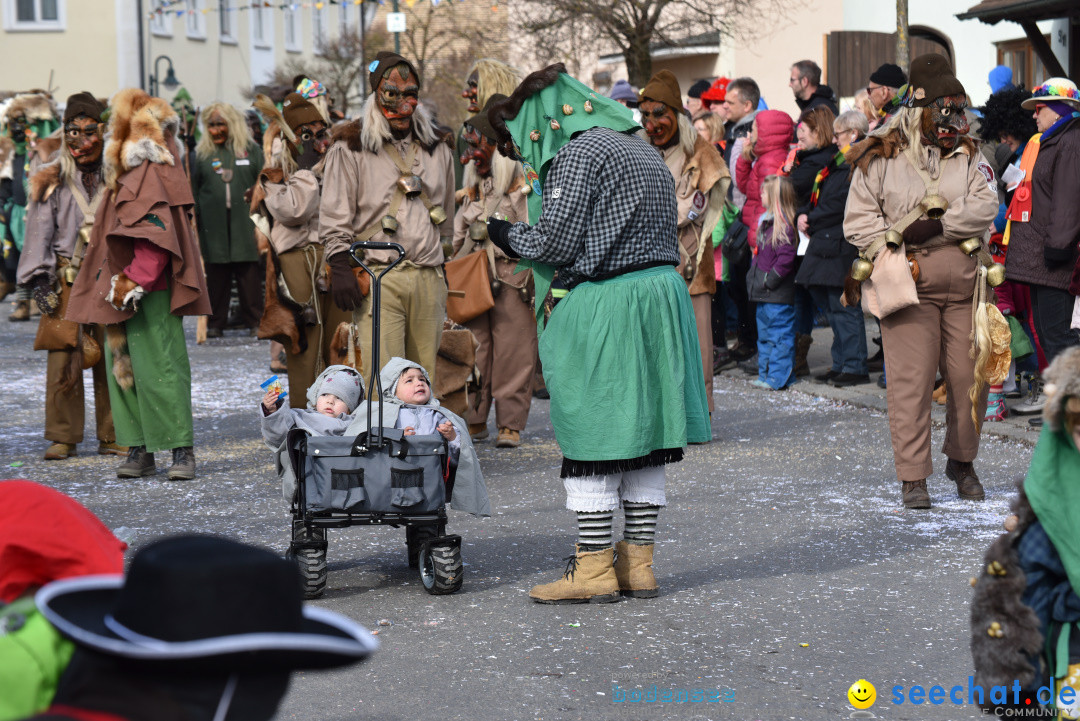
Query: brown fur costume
4 92 58 124
103 89 179 191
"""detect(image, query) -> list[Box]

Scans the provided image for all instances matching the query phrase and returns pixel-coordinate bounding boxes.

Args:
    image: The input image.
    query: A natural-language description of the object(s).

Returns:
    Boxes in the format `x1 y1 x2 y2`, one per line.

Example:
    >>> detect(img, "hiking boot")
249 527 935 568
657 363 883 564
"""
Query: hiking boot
794 333 812 377
1012 377 1046 415
867 347 885 372
984 392 1008 422
97 441 128 456
901 480 931 509
205 327 224 339
8 300 29 322
496 428 520 448
932 381 947 405
0 280 12 302
468 423 489 441
729 341 756 362
831 372 871 388
530 546 620 604
167 447 196 481
117 446 156 478
613 541 659 598
945 458 985 501
713 346 736 374
43 442 77 460
737 355 758 375
814 369 840 384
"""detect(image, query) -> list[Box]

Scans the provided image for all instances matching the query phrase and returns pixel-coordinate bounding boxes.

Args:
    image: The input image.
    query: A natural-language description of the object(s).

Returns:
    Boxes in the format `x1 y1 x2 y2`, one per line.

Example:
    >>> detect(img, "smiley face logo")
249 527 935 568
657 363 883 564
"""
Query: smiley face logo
847 679 876 709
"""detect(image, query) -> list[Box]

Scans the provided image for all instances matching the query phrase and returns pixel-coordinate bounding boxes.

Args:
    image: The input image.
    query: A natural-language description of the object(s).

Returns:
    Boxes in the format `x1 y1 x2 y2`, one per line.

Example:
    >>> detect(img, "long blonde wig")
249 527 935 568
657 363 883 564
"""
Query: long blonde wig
469 59 522 107
196 102 252 159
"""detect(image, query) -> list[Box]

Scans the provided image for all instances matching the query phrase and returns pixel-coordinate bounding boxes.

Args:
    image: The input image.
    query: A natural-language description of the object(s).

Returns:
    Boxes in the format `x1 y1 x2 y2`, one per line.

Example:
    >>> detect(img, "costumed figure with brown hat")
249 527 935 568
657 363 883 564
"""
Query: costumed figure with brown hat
320 51 455 385
970 347 1080 718
484 65 709 603
23 534 376 721
1 92 60 321
17 92 126 462
452 94 536 449
844 54 1001 509
458 58 522 189
249 92 352 405
639 70 730 424
65 88 211 481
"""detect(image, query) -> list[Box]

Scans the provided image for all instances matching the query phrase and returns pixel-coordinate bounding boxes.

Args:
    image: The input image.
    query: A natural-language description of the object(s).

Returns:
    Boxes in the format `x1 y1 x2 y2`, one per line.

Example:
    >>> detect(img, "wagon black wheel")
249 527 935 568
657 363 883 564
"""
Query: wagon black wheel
406 524 439 568
419 540 463 595
295 545 328 599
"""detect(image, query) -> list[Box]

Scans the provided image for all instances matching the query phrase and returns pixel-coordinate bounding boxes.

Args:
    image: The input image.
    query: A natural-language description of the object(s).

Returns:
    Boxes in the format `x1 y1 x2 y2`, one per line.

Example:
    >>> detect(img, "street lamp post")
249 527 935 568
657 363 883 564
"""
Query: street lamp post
149 55 181 98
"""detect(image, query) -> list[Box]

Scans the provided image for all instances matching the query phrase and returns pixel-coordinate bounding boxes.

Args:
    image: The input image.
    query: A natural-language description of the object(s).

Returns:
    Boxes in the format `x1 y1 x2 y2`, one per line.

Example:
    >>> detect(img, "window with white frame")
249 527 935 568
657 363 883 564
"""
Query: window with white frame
185 0 205 39
284 7 300 52
4 0 64 31
253 3 272 48
312 4 326 55
148 0 172 37
218 0 234 42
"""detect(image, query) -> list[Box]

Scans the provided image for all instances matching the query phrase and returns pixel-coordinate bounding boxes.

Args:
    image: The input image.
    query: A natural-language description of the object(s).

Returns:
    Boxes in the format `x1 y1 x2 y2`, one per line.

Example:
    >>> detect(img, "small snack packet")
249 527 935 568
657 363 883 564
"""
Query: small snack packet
260 375 287 400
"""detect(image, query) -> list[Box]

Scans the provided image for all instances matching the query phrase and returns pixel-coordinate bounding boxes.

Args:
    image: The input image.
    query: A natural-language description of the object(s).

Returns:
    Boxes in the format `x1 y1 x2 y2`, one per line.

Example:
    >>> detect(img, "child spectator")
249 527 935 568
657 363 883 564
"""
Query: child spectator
261 365 364 449
747 175 798 390
346 357 490 517
971 347 1080 716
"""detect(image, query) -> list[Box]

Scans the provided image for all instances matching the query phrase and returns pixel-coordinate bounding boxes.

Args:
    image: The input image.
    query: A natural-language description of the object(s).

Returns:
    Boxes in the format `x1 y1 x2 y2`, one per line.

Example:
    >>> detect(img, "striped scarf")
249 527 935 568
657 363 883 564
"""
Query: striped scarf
808 148 845 207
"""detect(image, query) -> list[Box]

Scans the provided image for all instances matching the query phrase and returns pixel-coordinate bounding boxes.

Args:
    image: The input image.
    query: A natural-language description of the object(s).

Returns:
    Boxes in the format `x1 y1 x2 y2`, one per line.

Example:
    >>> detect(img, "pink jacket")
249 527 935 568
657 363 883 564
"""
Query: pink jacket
736 110 794 250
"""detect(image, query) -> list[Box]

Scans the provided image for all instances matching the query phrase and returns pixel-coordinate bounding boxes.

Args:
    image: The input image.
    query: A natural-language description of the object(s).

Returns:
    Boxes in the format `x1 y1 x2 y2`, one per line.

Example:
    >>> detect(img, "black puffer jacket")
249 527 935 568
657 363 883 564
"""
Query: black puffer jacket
795 148 855 289
787 144 835 207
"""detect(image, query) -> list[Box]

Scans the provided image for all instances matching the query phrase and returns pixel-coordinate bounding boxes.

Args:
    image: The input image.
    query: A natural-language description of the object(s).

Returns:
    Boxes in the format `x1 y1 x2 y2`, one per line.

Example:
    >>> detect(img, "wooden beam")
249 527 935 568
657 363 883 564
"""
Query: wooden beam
1020 21 1067 79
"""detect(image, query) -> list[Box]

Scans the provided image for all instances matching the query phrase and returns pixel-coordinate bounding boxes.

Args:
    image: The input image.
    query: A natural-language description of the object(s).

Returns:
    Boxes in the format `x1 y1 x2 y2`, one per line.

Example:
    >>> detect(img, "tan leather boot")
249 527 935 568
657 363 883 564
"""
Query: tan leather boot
946 458 985 501
529 546 620 604
614 541 659 598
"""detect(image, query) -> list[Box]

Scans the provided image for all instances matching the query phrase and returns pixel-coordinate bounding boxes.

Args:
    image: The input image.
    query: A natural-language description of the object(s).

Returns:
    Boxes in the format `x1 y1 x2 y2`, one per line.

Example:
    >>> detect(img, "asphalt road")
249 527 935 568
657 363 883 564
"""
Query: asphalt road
0 317 1035 721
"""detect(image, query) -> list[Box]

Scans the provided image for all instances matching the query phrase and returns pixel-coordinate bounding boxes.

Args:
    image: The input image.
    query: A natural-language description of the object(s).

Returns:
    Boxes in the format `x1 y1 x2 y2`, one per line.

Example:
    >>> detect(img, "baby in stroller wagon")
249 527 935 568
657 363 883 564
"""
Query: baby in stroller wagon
345 357 489 517
260 365 365 448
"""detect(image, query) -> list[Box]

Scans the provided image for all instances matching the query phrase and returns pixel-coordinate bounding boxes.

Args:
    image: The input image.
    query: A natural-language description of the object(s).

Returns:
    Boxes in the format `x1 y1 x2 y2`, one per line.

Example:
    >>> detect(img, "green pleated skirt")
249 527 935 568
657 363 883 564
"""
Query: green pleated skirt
539 265 710 477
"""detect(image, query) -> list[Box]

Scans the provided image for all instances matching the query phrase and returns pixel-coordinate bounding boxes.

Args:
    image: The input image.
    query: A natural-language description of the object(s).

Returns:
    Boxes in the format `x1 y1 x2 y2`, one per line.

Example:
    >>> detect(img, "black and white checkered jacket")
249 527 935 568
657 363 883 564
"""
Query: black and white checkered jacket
506 127 678 288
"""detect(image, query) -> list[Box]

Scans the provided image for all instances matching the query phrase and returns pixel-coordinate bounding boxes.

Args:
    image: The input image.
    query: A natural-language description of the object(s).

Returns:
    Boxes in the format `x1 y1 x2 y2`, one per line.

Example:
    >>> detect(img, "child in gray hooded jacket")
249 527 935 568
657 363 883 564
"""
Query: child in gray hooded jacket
260 365 365 449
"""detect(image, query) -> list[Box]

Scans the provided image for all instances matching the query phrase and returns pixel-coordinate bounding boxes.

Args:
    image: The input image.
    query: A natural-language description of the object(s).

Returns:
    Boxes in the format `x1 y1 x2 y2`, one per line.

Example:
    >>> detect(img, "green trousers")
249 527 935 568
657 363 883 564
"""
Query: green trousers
104 290 194 452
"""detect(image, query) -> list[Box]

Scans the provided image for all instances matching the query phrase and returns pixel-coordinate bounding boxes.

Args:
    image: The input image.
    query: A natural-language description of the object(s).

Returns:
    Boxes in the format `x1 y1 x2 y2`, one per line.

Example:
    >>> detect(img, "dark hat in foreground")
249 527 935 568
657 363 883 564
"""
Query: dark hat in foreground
465 94 507 142
687 78 711 99
639 70 683 111
901 54 965 107
36 534 377 671
368 50 420 92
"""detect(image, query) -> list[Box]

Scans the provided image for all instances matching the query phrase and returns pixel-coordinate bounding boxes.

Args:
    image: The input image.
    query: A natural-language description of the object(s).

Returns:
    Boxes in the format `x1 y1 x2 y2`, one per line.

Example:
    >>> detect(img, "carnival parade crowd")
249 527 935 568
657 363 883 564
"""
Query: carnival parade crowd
3 45 1080 720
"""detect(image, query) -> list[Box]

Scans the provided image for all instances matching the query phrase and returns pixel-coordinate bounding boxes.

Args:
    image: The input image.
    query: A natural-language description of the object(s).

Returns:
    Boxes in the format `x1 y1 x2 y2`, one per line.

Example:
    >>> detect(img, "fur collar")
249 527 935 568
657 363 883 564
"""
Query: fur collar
328 117 452 155
104 88 180 190
848 123 977 174
29 160 62 203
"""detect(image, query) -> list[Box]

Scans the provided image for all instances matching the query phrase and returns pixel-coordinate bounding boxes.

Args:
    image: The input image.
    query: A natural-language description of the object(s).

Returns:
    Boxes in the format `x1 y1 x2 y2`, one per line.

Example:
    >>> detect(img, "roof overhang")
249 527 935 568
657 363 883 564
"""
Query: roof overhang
957 0 1080 24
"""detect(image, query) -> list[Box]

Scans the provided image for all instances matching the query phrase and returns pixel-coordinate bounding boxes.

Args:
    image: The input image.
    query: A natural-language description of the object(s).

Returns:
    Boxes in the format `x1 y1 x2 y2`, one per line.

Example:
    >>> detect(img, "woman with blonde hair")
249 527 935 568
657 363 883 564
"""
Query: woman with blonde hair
191 102 264 337
693 111 725 147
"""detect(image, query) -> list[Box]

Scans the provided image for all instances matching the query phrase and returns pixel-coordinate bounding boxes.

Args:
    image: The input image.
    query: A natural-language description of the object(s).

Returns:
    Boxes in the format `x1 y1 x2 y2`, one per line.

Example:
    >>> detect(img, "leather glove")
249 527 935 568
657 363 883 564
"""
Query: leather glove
32 276 60 315
901 218 943 247
486 218 519 259
328 252 363 312
107 272 144 311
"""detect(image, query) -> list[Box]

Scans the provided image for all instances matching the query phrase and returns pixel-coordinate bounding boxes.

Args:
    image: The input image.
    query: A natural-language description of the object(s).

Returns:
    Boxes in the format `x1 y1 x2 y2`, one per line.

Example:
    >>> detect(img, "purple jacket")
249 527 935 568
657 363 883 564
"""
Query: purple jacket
747 217 796 303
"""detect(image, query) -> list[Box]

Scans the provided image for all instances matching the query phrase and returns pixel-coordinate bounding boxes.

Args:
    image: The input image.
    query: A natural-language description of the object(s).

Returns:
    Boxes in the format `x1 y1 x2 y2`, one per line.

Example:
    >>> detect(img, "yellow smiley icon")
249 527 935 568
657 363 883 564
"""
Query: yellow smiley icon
848 679 876 709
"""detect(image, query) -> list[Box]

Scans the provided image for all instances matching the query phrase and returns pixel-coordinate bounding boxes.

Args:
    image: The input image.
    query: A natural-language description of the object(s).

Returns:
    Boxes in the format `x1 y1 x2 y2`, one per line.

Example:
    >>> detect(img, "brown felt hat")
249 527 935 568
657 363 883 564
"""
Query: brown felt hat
902 54 966 107
465 94 506 143
63 91 105 124
367 51 420 92
281 93 323 133
639 70 683 112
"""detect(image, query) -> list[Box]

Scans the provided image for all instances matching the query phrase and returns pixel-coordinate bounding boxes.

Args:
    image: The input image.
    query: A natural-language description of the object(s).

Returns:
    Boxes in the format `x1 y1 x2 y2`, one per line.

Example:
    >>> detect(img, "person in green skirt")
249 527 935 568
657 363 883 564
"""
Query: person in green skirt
66 88 211 481
486 65 710 604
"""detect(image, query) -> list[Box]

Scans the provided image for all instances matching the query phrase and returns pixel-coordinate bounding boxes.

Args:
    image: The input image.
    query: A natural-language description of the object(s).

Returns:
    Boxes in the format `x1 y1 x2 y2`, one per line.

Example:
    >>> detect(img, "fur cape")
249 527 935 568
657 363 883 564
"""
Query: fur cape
104 89 179 191
28 138 77 203
4 92 58 124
